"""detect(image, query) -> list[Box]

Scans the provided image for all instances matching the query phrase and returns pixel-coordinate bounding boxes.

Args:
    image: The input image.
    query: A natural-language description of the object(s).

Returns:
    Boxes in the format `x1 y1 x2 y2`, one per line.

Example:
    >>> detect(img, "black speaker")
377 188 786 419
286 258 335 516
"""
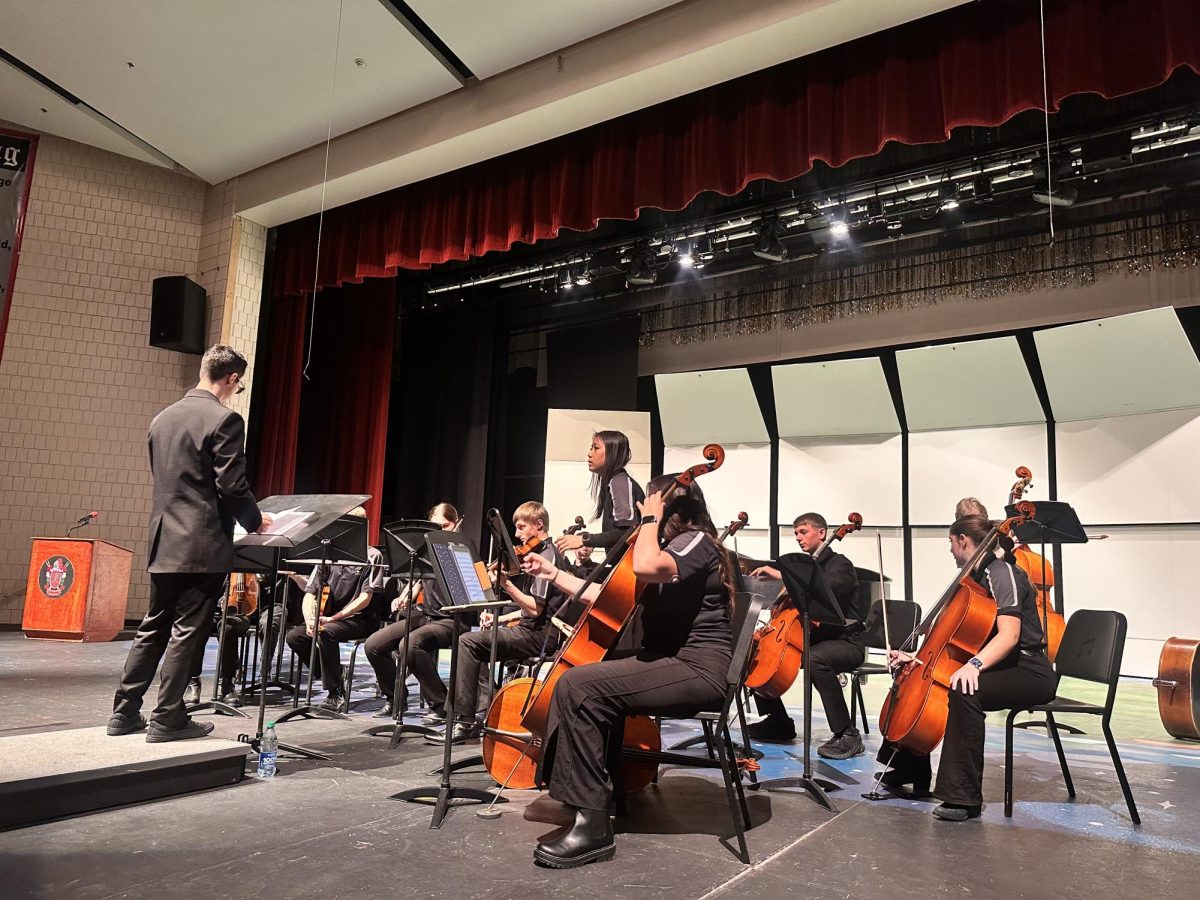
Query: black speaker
150 275 206 354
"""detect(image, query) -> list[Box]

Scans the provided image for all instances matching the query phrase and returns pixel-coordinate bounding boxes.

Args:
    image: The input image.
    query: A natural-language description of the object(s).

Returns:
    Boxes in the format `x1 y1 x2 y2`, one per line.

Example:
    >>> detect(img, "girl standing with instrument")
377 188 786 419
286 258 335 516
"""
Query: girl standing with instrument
555 430 645 556
883 514 1057 821
523 474 735 868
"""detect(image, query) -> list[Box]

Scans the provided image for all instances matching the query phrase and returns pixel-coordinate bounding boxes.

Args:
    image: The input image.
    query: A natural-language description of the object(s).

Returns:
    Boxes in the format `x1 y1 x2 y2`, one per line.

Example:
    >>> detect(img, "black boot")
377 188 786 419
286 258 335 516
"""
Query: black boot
534 806 616 868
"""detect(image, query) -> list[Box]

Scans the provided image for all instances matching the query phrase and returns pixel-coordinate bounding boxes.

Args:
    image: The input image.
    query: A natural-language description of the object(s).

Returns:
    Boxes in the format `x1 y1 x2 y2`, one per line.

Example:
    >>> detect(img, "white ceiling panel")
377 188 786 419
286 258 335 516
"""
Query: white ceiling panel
1035 307 1200 422
0 0 462 183
774 357 899 437
411 1 686 80
656 368 768 445
897 336 1044 430
0 61 168 168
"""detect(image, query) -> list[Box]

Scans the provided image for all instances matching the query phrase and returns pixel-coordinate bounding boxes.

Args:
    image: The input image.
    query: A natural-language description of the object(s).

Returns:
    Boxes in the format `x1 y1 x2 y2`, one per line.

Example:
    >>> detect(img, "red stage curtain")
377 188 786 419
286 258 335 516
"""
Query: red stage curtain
271 0 1200 297
290 278 395 542
252 292 306 498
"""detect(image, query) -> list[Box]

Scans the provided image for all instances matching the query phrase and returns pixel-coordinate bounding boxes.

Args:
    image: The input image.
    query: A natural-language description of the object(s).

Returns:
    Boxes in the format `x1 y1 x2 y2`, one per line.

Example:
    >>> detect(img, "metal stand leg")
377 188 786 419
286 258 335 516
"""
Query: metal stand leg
189 588 249 719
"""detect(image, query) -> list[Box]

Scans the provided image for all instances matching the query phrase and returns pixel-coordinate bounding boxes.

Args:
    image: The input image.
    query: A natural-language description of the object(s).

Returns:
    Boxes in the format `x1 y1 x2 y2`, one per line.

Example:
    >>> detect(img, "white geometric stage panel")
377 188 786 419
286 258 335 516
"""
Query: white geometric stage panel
908 425 1048 526
1055 409 1200 524
897 336 1044 430
773 357 899 438
655 369 768 446
1060 526 1200 678
1036 307 1200 422
663 443 770 538
779 436 902 527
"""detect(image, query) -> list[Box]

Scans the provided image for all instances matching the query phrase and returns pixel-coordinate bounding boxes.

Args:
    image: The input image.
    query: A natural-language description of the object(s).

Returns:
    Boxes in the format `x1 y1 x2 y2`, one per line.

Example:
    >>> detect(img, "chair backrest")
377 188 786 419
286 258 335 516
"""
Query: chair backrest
1054 609 1127 686
860 599 923 651
726 590 769 686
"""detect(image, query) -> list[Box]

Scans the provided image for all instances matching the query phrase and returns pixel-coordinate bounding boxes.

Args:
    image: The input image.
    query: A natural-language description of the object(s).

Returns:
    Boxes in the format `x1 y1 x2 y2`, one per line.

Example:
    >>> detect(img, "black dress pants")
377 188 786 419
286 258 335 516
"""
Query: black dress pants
882 652 1057 806
454 624 557 721
188 611 250 687
113 572 226 728
543 649 729 811
285 614 377 696
364 610 430 702
754 637 865 734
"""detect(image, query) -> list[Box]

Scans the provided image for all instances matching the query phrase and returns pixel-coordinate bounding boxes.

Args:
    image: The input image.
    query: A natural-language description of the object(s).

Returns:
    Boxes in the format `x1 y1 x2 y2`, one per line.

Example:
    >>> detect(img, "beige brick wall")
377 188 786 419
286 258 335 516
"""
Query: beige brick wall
0 132 264 625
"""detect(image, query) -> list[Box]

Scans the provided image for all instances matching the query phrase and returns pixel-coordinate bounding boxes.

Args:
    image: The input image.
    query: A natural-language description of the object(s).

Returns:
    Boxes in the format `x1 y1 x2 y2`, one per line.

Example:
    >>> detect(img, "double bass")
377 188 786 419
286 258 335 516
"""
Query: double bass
878 503 1033 755
481 445 726 790
1006 467 1066 662
743 513 863 699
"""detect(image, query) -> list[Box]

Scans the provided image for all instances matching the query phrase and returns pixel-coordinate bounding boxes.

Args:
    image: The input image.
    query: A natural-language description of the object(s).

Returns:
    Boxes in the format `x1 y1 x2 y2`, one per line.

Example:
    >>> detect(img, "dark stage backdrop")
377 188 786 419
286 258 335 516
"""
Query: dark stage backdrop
270 0 1200 296
381 303 503 547
547 317 641 411
286 278 394 541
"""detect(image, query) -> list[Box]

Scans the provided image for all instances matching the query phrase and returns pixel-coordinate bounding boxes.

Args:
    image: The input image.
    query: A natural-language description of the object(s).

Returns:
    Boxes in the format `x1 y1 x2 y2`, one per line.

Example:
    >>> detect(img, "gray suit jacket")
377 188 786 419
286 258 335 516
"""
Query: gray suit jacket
147 389 262 574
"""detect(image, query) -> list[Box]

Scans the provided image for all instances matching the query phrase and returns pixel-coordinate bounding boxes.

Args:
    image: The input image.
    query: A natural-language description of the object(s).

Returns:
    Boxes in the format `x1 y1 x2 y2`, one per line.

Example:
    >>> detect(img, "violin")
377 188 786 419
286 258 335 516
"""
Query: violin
878 503 1033 755
1007 467 1065 662
225 572 258 615
744 512 863 699
482 444 726 791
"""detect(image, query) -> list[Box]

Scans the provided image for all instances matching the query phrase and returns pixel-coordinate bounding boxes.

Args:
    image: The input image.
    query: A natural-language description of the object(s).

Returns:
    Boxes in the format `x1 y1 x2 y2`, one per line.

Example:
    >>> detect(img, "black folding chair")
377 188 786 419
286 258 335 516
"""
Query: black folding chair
613 590 768 864
848 599 922 734
1004 609 1140 825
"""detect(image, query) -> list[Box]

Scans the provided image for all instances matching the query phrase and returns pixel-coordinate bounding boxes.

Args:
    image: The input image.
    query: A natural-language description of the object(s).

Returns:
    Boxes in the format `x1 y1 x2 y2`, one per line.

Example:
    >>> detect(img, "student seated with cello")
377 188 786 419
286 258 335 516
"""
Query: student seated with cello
522 475 735 869
881 514 1057 821
446 501 570 743
747 512 864 758
364 502 461 720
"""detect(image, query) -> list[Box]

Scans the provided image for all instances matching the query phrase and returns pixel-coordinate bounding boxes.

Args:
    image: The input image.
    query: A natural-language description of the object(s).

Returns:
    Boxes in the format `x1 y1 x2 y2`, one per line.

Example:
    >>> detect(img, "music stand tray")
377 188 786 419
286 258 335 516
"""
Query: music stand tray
232 493 369 761
754 552 846 811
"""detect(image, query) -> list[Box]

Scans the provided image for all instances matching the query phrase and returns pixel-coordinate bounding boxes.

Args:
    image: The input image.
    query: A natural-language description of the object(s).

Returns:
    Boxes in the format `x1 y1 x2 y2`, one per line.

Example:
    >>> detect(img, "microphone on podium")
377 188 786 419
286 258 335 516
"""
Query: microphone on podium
68 510 99 537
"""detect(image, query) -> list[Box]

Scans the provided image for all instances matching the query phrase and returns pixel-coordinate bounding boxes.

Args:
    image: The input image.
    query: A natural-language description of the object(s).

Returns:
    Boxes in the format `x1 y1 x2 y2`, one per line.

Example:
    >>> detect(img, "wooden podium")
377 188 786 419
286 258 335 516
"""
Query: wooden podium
22 538 133 642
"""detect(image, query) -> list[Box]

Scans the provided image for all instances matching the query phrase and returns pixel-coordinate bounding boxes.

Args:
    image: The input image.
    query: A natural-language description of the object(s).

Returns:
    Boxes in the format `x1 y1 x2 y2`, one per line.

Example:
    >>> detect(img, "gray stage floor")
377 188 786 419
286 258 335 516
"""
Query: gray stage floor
0 632 1196 900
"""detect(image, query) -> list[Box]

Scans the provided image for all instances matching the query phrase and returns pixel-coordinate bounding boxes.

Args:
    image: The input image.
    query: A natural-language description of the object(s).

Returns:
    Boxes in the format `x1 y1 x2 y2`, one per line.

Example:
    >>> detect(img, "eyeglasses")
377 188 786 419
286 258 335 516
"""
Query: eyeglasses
234 374 246 395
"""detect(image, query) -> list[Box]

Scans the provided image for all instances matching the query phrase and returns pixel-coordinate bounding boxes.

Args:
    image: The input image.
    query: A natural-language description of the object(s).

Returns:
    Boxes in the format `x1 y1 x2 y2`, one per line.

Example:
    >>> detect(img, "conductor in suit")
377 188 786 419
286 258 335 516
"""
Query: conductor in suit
109 345 272 742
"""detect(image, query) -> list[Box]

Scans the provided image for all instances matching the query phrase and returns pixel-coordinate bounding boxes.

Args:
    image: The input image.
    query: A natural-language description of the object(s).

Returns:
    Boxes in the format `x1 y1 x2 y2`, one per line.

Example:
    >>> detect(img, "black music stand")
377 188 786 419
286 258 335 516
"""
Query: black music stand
364 520 442 745
187 574 250 719
391 529 508 827
275 514 372 724
1006 500 1089 735
233 493 369 761
753 552 847 811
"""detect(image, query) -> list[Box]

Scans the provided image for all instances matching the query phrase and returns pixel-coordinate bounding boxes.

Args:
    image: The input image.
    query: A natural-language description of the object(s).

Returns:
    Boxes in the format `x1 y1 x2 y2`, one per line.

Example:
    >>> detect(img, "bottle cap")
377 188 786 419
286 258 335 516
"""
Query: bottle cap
267 721 275 728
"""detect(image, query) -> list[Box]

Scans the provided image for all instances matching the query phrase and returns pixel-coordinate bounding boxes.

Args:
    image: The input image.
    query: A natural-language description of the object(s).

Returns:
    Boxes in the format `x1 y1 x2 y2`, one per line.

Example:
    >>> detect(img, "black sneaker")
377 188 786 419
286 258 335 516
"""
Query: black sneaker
817 727 865 760
107 713 148 736
746 717 796 744
145 718 215 743
183 678 202 705
932 803 981 822
372 700 394 719
449 721 482 744
318 693 346 712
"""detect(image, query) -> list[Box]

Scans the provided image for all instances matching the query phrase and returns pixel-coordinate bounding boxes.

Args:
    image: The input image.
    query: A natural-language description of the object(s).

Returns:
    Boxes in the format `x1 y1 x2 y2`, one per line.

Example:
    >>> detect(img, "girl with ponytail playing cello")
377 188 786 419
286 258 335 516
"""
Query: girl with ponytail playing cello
522 473 736 868
881 514 1057 821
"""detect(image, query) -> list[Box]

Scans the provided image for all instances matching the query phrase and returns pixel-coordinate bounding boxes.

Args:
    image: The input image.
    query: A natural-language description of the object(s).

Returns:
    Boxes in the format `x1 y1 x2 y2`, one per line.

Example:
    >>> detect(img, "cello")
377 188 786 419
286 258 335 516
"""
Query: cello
877 503 1033 756
481 445 726 791
743 513 863 699
1154 637 1200 741
1006 467 1066 662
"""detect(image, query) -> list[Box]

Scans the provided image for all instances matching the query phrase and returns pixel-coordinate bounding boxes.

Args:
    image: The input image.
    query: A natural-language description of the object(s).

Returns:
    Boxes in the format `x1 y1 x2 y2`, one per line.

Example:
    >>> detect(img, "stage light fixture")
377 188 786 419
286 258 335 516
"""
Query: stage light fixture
570 261 592 286
695 235 714 267
675 240 695 268
752 218 787 262
557 266 573 289
972 173 994 203
938 181 959 211
626 244 658 286
828 214 850 239
867 198 885 221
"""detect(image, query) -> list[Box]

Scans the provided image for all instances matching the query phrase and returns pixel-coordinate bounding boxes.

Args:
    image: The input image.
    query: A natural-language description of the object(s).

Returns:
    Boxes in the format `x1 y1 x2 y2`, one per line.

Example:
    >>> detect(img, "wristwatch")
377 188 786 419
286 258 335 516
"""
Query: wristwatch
579 531 592 546
640 515 658 524
967 656 983 670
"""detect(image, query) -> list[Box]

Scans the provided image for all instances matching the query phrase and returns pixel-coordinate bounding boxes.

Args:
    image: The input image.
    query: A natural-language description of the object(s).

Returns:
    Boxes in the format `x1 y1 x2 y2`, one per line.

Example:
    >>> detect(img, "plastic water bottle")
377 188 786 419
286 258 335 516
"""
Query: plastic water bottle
257 722 278 779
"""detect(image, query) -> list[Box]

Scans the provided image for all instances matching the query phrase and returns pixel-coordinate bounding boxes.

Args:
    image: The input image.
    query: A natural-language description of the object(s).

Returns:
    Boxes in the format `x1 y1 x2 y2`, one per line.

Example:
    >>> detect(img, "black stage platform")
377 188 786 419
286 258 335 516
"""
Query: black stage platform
0 633 1196 899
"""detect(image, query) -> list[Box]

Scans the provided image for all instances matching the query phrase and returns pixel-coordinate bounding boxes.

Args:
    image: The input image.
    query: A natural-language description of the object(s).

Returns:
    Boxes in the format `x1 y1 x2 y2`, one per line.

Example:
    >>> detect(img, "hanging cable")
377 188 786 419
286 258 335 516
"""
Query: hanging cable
303 0 346 380
1038 0 1055 243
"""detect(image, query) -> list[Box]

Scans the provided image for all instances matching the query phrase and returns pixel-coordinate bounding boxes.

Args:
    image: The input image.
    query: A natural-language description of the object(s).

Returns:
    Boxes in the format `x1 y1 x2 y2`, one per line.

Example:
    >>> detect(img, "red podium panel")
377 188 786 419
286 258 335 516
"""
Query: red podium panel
22 538 133 642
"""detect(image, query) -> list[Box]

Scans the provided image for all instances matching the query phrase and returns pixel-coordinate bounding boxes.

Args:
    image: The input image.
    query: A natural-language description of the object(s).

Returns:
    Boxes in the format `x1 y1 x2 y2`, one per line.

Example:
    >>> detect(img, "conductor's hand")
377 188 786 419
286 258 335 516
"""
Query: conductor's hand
636 490 666 523
521 553 557 581
256 512 274 534
555 533 584 553
750 565 781 580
